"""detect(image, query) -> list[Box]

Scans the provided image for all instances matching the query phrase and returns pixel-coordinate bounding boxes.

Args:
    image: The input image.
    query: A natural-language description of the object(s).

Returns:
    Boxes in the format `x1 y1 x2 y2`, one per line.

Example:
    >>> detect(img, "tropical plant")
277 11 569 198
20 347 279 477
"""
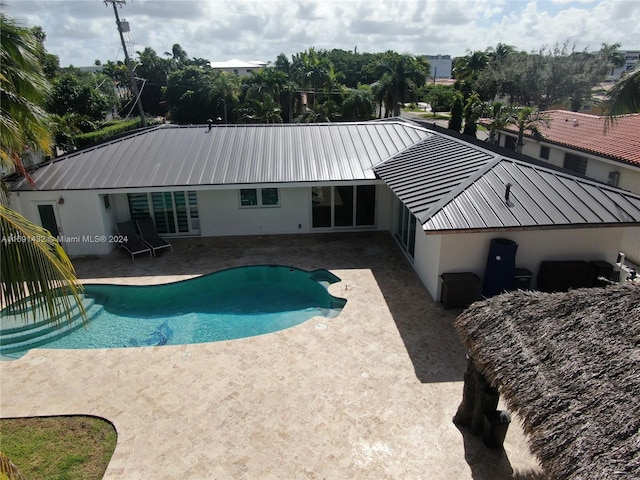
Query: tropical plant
462 93 483 138
341 85 375 121
603 67 640 131
47 69 116 121
483 102 516 144
0 14 85 326
603 67 640 116
420 84 456 114
374 51 429 117
291 48 334 110
50 112 93 154
508 106 551 153
448 92 464 132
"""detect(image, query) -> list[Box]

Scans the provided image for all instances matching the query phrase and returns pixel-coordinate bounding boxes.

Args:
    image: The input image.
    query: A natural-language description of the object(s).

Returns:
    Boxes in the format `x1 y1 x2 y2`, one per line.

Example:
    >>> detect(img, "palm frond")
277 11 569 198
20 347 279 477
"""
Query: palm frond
0 205 86 324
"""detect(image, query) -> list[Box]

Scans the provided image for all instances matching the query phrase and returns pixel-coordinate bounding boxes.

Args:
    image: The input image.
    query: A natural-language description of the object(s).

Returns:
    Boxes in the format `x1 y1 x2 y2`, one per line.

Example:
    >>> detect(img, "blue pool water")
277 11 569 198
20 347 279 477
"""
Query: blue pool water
0 266 346 357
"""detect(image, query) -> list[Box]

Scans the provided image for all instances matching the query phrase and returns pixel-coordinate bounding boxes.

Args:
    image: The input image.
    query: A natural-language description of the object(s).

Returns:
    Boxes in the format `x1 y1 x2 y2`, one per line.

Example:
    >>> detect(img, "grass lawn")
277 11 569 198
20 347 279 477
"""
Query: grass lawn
0 416 116 480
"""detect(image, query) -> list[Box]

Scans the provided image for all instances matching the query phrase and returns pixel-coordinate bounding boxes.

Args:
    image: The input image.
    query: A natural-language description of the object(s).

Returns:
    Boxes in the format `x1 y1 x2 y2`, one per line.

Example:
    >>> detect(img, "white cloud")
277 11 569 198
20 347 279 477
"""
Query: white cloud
2 0 637 67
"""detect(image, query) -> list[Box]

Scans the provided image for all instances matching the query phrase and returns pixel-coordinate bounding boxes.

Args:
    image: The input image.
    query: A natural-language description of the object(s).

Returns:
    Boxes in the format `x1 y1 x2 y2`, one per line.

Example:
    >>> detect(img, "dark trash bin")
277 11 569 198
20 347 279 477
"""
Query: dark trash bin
512 268 532 290
483 410 511 449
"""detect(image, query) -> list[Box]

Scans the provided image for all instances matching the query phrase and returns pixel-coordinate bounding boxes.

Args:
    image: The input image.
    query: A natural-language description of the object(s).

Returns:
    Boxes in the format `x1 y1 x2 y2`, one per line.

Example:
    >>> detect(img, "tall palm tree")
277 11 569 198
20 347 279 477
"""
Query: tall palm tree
375 51 428 117
508 106 551 153
452 50 489 85
1 13 85 324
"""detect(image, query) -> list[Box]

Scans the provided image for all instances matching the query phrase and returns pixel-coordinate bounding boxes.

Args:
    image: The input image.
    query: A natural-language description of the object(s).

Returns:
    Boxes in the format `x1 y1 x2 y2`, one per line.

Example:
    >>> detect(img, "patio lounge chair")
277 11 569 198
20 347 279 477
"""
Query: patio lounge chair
136 217 172 256
115 221 151 260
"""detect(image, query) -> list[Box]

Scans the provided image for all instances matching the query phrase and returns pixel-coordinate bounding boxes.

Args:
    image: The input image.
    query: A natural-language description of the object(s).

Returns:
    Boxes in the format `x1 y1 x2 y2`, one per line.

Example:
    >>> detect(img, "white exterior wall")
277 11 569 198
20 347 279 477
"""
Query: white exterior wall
198 188 310 236
8 190 117 256
8 183 387 255
414 227 626 301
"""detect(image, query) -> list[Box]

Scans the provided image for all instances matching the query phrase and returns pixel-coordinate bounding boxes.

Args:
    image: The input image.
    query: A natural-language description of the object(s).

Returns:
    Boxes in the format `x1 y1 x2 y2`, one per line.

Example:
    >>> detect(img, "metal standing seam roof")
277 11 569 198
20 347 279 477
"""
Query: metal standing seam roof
13 122 430 191
374 131 640 232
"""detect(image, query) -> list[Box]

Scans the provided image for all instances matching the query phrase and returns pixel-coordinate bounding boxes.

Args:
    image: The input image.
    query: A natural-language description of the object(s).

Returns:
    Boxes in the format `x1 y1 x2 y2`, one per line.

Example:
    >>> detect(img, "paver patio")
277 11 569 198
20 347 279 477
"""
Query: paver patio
0 232 544 479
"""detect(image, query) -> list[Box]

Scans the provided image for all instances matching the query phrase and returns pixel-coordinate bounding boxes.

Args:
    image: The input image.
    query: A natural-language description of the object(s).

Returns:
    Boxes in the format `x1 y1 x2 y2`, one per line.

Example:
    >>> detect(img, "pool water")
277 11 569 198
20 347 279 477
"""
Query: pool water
0 266 346 357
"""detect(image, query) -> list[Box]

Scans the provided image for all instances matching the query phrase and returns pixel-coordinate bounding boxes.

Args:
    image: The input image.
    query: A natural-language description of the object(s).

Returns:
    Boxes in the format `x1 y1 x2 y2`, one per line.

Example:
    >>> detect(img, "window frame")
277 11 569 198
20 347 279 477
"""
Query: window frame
127 191 200 235
239 188 280 208
539 145 550 160
311 185 377 230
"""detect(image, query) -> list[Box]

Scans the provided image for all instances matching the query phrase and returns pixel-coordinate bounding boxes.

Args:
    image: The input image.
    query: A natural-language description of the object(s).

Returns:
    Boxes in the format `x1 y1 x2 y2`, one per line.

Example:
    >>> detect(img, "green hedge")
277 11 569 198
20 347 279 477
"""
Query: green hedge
73 118 160 149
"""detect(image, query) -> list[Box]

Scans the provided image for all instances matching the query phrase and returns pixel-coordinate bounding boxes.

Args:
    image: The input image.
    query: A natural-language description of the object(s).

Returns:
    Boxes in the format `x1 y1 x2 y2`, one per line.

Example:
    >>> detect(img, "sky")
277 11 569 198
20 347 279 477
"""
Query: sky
3 0 639 68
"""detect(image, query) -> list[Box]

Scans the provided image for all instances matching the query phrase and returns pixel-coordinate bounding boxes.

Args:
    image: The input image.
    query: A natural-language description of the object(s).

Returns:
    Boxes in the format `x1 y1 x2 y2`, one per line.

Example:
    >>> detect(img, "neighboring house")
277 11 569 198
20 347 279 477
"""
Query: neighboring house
8 120 640 302
493 110 640 261
209 59 268 77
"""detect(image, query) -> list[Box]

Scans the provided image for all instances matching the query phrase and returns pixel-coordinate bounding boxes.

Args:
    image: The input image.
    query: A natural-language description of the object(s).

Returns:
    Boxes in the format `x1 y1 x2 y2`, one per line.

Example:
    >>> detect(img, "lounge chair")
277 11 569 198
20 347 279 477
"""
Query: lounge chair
115 221 151 260
136 217 172 256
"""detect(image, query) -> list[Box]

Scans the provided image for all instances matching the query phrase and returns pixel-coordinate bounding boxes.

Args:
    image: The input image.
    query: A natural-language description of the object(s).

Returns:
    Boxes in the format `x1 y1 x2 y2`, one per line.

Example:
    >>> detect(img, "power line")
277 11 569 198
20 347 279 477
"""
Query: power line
103 0 146 127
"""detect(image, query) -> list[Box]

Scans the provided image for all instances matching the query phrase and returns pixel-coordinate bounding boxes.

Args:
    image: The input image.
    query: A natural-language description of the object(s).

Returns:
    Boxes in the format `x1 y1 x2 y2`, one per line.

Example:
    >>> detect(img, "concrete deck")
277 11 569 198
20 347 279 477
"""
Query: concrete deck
0 232 544 479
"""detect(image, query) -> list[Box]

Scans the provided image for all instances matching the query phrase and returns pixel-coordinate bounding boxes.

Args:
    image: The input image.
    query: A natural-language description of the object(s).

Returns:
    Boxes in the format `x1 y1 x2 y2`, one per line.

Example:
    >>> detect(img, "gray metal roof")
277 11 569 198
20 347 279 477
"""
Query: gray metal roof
421 158 640 232
15 122 429 191
374 134 496 219
374 130 640 232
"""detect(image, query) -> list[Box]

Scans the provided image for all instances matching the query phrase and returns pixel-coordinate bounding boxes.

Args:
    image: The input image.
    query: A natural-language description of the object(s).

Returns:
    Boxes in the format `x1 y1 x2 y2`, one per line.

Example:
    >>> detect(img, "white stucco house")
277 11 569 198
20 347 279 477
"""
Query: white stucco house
493 110 640 261
7 120 640 302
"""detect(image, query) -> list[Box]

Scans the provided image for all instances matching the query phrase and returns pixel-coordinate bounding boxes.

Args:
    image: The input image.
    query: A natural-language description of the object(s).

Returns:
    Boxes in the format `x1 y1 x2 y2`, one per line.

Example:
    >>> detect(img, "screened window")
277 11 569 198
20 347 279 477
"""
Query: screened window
311 185 376 229
504 136 517 151
240 188 279 207
127 191 199 235
564 153 588 175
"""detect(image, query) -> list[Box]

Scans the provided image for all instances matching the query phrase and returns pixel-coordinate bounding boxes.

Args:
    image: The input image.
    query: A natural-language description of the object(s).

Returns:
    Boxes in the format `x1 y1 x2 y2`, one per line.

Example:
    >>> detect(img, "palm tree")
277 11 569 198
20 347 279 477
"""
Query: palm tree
508 106 551 153
375 51 428 117
0 14 85 324
341 85 375 121
452 50 489 93
484 102 517 144
603 67 640 116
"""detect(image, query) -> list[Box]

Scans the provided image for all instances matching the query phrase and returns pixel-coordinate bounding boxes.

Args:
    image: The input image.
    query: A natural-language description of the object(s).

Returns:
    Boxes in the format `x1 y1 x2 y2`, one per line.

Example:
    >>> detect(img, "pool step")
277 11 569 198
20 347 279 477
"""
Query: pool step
0 300 103 356
1 294 92 334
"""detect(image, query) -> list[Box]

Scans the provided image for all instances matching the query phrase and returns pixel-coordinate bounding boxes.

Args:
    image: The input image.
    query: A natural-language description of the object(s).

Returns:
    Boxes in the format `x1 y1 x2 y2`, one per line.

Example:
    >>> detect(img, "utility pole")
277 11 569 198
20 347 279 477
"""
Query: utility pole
103 0 146 126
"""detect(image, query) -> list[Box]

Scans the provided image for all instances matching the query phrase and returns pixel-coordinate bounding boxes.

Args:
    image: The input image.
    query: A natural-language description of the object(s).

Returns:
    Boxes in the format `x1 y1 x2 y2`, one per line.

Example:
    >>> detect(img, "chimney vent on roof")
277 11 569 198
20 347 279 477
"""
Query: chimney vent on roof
573 118 579 127
505 183 512 204
207 118 213 131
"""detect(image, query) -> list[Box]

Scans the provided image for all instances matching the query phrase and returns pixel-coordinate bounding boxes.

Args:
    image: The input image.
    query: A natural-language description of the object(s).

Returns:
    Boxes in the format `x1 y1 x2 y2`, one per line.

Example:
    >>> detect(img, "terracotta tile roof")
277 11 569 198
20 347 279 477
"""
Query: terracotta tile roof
502 110 640 167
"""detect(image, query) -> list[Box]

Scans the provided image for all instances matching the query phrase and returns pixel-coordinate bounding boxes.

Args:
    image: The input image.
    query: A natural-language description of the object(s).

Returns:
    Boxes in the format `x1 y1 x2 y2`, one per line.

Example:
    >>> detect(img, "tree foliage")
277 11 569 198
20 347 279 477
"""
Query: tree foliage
448 92 464 132
474 42 614 109
0 13 85 326
47 69 116 120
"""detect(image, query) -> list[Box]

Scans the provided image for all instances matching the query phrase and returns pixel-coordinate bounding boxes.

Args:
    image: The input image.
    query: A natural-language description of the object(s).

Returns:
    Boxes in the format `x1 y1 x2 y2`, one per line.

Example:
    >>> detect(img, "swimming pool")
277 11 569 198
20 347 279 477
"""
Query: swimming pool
0 266 346 358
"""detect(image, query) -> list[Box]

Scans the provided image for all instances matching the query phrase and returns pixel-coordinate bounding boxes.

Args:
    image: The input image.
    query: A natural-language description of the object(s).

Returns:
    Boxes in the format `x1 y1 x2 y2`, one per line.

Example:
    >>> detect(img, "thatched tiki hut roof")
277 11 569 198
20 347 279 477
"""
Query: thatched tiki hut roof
455 283 640 480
